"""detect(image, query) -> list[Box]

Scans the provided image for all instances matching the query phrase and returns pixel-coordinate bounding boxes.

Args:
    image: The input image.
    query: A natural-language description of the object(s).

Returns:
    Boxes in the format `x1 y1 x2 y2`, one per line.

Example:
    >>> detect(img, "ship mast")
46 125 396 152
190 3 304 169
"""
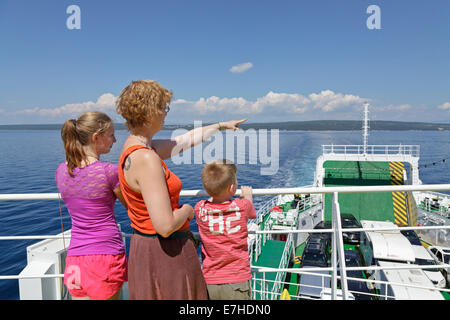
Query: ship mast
362 102 369 155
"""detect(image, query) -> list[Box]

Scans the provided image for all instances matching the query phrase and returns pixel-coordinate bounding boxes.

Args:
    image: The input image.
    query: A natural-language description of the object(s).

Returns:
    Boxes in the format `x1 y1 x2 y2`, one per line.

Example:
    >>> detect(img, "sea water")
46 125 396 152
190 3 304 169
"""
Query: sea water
0 129 449 299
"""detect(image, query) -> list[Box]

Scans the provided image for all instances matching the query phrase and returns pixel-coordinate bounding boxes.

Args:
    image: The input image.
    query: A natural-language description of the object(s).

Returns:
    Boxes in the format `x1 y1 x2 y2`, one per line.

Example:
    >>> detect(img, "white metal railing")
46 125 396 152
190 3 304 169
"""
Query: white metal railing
247 184 450 300
269 233 294 300
2 183 450 300
248 198 278 263
250 226 450 300
3 184 450 202
254 267 450 300
331 192 349 299
251 195 320 264
322 144 420 157
415 191 450 218
250 196 278 225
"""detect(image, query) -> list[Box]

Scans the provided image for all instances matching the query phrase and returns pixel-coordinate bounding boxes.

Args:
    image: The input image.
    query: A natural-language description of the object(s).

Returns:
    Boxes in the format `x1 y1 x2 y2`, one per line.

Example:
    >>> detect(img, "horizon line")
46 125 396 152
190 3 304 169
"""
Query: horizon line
1 119 450 127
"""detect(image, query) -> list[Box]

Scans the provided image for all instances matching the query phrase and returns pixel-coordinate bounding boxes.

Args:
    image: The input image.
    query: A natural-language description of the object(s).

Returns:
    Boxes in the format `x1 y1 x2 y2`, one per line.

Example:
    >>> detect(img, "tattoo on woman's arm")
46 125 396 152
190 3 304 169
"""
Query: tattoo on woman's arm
124 157 131 170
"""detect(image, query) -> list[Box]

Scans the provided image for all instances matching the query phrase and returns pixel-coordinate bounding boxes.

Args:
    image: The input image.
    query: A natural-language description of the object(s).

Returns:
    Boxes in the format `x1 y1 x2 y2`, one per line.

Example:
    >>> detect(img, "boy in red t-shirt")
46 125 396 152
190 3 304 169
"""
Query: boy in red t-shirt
194 159 256 300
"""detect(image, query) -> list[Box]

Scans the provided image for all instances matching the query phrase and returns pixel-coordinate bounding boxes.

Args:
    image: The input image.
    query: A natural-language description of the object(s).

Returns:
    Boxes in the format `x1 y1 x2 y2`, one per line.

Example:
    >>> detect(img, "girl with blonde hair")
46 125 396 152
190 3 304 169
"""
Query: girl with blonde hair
56 111 128 300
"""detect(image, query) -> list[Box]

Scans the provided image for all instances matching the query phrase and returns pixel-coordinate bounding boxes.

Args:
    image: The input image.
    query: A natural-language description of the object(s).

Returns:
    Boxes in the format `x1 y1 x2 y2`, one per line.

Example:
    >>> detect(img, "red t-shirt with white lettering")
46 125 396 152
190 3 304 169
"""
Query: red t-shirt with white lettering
194 198 256 285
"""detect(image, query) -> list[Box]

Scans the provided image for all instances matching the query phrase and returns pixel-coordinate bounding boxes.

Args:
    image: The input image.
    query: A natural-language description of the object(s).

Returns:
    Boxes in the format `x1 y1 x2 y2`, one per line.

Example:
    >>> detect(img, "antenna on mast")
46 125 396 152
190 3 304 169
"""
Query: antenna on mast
362 102 369 155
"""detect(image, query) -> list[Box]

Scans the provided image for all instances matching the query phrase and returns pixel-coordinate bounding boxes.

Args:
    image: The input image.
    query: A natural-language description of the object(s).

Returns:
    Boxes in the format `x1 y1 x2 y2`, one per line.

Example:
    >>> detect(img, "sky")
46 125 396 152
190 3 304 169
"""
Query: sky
0 0 449 125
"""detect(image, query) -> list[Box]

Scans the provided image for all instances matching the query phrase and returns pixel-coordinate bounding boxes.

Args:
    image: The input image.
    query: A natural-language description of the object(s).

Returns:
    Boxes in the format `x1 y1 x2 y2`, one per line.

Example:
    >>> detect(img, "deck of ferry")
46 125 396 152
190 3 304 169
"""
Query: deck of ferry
251 159 450 300
2 160 450 300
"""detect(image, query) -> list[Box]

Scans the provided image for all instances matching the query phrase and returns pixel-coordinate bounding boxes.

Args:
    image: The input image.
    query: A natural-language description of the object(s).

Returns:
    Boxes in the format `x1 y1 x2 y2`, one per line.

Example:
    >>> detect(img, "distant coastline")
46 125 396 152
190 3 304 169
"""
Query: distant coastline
0 120 450 131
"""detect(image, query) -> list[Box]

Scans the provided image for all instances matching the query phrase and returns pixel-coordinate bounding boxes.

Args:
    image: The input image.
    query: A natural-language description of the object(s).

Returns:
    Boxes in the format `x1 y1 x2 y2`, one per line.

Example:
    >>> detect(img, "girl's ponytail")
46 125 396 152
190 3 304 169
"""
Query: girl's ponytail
61 119 86 176
60 112 112 176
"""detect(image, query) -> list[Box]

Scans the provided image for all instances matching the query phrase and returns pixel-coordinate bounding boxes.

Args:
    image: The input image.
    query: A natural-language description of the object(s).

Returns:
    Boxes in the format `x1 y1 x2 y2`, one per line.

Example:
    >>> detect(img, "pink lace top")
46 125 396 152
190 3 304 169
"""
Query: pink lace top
55 161 125 256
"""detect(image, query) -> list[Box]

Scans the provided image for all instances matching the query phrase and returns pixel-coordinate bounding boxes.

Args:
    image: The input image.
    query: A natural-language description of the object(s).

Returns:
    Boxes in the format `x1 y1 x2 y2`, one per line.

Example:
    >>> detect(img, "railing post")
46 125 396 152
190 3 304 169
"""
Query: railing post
384 281 388 300
332 192 349 300
331 200 337 300
262 272 266 300
252 275 255 299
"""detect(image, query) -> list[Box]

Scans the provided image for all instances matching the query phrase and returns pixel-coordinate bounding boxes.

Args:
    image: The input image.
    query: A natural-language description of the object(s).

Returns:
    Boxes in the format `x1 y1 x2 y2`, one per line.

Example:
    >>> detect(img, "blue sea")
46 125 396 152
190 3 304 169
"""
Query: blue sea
1 129 450 299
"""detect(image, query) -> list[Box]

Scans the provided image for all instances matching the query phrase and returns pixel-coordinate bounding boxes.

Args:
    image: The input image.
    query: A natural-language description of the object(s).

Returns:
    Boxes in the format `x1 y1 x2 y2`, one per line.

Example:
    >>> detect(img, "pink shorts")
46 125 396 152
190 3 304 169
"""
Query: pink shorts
64 253 128 300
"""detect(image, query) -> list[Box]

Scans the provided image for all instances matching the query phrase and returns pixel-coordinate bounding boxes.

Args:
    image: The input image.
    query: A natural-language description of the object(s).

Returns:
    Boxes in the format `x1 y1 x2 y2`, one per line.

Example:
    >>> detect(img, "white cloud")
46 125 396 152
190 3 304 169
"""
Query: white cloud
8 90 367 121
193 96 252 114
253 91 310 114
173 90 366 116
438 102 450 110
229 62 253 73
308 90 366 112
12 89 428 123
16 93 117 116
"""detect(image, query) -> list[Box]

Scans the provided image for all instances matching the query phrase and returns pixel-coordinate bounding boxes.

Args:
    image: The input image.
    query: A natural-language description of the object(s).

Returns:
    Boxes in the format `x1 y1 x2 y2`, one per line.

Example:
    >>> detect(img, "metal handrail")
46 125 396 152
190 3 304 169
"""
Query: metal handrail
251 196 320 293
322 144 420 156
2 224 449 240
270 233 294 299
252 262 450 274
2 183 450 299
255 270 450 300
2 184 450 202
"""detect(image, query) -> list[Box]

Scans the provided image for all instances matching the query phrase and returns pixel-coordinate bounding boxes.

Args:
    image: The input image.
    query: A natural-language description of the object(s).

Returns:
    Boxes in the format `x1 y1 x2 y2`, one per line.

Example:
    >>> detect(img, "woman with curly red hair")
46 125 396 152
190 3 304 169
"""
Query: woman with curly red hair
116 80 246 299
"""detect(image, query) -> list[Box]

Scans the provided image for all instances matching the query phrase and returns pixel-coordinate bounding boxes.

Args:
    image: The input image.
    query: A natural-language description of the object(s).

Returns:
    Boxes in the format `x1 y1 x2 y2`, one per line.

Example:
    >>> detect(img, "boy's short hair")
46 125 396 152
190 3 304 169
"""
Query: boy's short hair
201 159 237 197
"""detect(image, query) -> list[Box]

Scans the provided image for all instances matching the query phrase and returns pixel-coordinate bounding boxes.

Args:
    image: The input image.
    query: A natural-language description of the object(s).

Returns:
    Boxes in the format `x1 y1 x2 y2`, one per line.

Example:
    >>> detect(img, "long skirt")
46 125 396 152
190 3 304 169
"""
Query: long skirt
128 231 208 300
